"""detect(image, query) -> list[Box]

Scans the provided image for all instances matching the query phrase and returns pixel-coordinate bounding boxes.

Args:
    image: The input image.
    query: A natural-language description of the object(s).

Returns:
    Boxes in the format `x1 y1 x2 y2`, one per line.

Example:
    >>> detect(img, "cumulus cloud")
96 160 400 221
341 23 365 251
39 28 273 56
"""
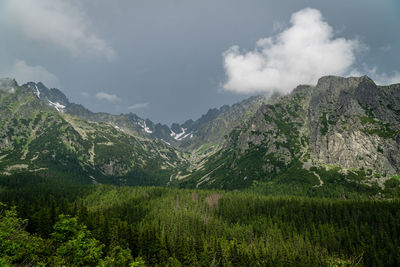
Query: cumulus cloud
1 0 115 60
96 92 120 102
222 8 360 94
128 102 149 110
4 60 60 88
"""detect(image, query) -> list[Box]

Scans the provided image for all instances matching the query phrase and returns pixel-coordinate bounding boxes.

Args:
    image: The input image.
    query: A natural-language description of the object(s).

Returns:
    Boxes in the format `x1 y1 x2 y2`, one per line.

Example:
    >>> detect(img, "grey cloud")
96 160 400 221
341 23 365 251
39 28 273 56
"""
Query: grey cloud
3 60 60 88
1 0 116 60
96 92 120 102
128 103 150 110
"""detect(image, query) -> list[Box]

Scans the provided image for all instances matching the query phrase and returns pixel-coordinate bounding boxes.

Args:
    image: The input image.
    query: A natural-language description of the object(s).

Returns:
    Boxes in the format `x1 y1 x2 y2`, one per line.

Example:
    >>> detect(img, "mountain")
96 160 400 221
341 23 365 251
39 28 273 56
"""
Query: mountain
0 78 262 186
171 96 265 150
66 91 266 150
177 76 400 196
24 79 267 158
24 81 163 139
0 78 186 186
23 80 265 151
1 75 399 196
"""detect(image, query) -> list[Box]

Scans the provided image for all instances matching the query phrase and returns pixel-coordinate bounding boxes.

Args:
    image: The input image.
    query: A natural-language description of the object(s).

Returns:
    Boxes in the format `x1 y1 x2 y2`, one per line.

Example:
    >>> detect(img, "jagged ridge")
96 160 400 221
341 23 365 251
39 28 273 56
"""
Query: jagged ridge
177 76 400 196
1 76 399 196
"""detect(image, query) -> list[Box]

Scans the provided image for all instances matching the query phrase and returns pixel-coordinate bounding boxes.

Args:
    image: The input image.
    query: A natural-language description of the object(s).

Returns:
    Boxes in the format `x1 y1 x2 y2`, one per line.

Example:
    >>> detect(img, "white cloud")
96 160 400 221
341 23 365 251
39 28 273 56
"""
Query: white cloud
96 92 120 102
1 0 115 60
222 8 360 94
128 102 149 110
4 60 60 88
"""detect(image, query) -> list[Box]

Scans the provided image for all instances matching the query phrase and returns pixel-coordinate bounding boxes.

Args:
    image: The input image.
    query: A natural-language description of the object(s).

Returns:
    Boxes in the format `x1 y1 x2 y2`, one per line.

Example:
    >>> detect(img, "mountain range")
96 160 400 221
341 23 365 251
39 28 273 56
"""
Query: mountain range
0 75 399 196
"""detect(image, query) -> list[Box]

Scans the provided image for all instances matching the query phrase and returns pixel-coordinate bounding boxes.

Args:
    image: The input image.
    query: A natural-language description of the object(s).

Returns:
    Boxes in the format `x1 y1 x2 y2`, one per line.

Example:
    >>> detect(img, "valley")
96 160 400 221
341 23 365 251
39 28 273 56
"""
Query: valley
1 2 399 266
1 75 399 198
1 75 400 266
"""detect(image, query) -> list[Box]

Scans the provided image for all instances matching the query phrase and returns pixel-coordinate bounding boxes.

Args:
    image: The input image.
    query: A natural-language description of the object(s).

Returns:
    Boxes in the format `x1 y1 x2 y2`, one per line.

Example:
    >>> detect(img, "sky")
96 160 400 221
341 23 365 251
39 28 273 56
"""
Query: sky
0 0 399 125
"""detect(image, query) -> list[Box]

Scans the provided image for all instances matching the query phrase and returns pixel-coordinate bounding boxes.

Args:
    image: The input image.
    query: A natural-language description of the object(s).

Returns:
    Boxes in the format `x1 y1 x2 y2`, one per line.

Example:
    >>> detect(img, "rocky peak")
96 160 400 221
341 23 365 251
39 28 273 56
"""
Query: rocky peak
310 76 372 115
306 76 400 176
315 75 371 90
171 123 182 133
181 75 400 190
0 78 18 93
25 82 70 107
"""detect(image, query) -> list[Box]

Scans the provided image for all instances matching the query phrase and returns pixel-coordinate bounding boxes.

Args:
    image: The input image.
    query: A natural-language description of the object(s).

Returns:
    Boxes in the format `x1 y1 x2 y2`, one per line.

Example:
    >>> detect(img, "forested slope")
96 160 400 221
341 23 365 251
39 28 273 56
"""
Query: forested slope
0 177 399 266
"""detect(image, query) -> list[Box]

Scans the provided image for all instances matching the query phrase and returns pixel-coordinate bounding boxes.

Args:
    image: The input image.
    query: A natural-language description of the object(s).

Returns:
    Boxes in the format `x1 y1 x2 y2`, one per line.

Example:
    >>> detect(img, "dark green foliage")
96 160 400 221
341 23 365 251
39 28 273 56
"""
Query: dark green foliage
81 186 400 267
363 123 398 139
320 112 329 135
359 114 398 138
1 177 399 266
0 202 137 266
383 176 400 197
0 203 48 266
50 215 104 266
358 105 399 139
387 103 400 116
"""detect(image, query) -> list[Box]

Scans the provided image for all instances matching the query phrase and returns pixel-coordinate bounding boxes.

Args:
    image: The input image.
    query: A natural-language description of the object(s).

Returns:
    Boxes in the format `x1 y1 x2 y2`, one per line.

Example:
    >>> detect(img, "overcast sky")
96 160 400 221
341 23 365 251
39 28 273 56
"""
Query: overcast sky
0 0 399 124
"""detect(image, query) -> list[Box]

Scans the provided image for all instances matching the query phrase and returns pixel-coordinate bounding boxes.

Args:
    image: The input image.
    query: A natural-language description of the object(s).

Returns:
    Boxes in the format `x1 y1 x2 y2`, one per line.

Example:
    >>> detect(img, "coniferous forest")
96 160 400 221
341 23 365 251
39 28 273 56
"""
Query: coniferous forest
0 173 399 266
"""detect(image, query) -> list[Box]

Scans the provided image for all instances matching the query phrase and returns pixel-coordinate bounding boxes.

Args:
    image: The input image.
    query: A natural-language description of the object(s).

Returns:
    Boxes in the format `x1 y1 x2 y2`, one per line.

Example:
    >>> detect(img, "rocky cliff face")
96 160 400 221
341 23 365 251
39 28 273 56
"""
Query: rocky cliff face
179 76 400 192
176 96 266 150
308 76 400 176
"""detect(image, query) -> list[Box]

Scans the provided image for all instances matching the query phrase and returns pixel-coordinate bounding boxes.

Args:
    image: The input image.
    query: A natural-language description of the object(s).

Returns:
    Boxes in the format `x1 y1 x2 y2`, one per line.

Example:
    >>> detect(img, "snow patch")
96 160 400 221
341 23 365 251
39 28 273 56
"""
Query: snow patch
28 84 40 98
182 132 191 139
47 100 65 112
138 120 153 134
161 139 171 146
34 85 40 98
170 128 192 141
113 125 125 132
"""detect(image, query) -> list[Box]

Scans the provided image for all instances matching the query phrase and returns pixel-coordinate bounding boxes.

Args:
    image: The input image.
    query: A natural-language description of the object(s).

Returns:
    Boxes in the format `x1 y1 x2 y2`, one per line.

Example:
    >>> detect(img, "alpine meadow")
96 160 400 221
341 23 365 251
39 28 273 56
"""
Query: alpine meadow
0 1 400 266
